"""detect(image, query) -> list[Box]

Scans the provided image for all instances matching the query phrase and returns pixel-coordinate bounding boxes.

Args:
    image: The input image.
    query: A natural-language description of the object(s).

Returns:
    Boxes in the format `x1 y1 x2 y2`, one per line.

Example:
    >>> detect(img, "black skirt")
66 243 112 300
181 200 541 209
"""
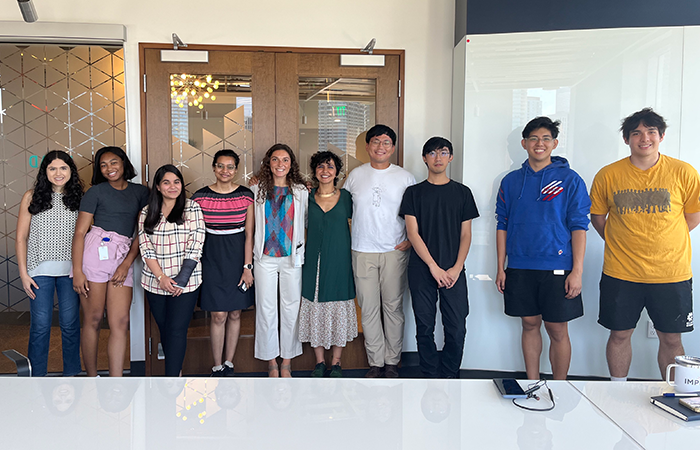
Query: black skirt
199 232 254 311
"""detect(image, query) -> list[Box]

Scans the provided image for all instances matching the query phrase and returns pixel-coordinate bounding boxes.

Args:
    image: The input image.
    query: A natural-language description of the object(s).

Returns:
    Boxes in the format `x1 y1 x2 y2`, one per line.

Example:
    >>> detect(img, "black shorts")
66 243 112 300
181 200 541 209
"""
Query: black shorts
598 274 694 333
503 268 583 323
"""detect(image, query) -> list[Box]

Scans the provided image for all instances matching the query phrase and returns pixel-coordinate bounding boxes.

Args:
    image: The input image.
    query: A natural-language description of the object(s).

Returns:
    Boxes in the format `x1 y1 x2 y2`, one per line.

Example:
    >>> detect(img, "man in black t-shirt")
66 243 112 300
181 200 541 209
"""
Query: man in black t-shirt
399 137 479 378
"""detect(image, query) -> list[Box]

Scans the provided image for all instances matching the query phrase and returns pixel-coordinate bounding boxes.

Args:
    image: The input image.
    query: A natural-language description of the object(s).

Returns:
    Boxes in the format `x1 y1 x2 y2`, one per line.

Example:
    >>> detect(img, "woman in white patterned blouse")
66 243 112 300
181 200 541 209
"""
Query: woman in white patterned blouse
16 150 84 376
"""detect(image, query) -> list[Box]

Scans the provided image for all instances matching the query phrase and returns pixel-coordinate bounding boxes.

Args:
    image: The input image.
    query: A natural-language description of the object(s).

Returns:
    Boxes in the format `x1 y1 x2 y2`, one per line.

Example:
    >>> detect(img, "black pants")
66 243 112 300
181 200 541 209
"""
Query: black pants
408 266 469 378
147 290 199 376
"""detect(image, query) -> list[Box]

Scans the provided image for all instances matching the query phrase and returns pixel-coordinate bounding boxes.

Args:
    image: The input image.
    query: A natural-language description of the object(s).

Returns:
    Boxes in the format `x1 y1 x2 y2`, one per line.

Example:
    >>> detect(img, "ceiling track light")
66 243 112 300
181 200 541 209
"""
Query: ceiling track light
18 0 38 23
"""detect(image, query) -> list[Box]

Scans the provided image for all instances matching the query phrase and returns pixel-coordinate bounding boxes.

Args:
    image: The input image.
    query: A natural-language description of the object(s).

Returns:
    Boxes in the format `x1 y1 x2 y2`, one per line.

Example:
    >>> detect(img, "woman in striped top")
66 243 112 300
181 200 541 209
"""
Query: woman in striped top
191 149 254 376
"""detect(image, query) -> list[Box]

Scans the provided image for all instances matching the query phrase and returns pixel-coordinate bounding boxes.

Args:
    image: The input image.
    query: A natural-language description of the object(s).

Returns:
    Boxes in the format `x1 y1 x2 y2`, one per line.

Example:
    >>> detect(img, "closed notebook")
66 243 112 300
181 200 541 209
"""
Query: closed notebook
650 396 700 421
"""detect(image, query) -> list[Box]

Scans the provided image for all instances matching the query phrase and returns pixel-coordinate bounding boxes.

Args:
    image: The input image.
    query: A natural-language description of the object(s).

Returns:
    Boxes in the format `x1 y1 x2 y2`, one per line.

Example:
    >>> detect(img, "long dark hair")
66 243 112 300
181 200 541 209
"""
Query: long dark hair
91 146 137 186
254 144 305 203
28 150 84 214
143 165 186 234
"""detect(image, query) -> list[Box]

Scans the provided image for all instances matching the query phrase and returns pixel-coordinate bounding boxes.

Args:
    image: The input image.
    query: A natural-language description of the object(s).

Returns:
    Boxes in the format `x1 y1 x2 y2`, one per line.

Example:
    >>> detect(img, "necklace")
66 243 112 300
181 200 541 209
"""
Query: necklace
316 188 337 198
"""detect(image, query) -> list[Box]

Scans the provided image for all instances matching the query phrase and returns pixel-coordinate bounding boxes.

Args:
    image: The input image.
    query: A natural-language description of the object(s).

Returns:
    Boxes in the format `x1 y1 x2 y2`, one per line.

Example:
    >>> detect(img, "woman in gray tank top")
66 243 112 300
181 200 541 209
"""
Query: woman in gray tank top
16 150 84 376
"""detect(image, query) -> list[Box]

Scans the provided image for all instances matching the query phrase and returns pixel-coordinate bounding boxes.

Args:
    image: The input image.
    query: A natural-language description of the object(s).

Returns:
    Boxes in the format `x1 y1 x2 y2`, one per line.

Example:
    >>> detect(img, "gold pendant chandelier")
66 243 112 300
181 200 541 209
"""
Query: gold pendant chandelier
170 74 220 109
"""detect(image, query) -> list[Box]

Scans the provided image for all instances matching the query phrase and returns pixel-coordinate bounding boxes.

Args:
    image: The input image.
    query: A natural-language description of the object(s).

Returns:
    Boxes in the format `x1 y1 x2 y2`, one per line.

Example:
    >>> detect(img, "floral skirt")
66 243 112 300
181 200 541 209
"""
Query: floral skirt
298 255 358 349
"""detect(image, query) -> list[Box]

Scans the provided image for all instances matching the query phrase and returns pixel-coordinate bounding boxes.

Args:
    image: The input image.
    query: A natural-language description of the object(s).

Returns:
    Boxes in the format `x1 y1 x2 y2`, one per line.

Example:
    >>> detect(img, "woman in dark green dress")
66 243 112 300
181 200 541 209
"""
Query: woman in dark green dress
298 151 357 378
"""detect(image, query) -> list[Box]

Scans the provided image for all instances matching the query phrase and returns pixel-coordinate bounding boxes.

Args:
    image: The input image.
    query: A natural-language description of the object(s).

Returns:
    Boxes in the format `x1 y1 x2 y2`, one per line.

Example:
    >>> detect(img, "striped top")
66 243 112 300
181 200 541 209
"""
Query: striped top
191 185 254 234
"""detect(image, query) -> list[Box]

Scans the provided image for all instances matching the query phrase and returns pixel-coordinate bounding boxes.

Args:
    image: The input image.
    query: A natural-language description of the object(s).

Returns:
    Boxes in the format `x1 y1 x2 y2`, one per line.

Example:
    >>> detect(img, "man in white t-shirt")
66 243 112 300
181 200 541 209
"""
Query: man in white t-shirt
344 124 416 377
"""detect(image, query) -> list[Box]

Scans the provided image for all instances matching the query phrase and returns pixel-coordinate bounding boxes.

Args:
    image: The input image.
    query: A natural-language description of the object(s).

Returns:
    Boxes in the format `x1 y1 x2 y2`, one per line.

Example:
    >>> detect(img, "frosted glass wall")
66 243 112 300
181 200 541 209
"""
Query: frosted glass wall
455 26 700 379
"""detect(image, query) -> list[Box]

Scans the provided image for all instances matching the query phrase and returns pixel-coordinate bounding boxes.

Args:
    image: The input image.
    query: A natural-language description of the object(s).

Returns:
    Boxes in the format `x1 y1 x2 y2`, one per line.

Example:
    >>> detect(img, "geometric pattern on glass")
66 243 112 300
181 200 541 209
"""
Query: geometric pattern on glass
0 44 125 312
171 75 252 195
298 77 376 184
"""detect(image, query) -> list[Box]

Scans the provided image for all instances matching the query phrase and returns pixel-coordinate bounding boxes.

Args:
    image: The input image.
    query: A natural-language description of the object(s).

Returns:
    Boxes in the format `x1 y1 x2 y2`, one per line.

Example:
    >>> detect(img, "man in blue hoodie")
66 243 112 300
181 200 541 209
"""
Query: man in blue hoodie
495 117 591 380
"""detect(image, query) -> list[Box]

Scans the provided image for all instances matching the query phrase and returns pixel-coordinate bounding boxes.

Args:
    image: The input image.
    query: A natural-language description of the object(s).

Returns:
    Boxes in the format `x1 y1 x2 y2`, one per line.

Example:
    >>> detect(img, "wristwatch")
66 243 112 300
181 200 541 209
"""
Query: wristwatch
243 263 253 270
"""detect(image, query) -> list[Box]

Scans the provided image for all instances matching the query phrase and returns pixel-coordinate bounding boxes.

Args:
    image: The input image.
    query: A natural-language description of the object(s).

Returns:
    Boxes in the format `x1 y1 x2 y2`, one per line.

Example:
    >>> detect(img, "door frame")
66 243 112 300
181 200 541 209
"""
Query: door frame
138 43 405 375
138 43 405 170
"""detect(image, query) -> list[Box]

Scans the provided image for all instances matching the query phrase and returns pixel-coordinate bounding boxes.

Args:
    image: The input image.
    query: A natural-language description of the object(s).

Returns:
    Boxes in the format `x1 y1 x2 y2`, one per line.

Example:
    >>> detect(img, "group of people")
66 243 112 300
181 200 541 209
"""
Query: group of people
497 108 698 382
17 108 698 381
18 147 148 378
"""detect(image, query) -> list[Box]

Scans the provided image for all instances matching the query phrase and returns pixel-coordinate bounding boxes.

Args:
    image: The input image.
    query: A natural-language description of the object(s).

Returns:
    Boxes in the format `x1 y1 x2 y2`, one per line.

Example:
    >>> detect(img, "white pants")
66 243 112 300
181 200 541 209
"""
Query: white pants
254 254 303 360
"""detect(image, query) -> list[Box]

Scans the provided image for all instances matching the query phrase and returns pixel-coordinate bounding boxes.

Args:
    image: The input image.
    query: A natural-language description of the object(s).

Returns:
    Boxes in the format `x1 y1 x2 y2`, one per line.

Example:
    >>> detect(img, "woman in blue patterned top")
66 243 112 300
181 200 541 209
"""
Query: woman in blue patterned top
251 144 308 377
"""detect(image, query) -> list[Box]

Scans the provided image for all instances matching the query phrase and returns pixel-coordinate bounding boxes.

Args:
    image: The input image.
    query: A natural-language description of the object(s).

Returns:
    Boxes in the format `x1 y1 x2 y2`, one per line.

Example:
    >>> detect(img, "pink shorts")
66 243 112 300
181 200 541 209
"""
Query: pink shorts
81 226 135 287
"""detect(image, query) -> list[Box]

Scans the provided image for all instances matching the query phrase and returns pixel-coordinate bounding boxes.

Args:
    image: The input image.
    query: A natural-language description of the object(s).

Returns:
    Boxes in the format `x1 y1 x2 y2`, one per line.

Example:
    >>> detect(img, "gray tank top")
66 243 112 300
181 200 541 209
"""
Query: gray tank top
27 192 78 272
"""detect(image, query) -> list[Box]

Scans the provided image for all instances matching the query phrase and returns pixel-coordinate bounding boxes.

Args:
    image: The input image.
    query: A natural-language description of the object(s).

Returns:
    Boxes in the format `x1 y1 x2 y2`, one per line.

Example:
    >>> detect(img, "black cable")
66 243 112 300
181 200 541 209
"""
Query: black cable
512 380 555 412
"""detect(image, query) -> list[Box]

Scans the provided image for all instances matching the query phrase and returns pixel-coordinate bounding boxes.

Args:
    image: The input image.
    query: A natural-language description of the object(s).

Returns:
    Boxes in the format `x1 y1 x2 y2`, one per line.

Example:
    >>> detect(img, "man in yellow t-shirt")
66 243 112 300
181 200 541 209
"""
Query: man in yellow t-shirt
590 108 700 381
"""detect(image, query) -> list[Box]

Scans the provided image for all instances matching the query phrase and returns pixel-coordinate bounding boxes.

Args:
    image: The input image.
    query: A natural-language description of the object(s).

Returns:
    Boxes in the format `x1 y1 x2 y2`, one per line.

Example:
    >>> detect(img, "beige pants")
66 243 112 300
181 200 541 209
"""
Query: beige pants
352 249 409 367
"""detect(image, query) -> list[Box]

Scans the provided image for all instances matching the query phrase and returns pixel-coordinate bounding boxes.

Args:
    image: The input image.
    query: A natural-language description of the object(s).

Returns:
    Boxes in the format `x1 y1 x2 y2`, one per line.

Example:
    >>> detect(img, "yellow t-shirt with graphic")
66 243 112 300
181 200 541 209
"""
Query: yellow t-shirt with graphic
590 154 700 283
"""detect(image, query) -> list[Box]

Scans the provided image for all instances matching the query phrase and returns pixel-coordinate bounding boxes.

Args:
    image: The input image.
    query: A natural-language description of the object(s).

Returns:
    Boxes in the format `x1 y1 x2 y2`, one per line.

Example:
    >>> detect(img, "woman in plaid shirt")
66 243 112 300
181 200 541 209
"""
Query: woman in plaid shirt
138 165 205 376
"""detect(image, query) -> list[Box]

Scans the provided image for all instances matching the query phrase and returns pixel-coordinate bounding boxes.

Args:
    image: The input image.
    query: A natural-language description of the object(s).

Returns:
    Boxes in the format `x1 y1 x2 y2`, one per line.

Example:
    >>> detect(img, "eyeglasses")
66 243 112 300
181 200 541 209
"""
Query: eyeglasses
215 163 236 171
527 137 554 143
370 139 394 148
426 150 451 158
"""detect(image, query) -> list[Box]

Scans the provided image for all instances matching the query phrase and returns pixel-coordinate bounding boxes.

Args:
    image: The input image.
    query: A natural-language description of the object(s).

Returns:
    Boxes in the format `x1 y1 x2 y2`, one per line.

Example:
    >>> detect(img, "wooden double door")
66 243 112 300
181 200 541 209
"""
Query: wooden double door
140 44 404 376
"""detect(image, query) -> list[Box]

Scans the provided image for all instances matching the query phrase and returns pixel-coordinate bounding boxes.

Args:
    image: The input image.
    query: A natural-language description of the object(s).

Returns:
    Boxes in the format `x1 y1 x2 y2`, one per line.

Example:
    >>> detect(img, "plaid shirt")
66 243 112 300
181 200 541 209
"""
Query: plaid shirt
138 199 205 294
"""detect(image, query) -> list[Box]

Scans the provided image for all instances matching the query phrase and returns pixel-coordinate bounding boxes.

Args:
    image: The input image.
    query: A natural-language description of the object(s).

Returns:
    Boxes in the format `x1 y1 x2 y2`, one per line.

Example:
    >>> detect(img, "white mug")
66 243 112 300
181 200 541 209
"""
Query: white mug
666 355 700 393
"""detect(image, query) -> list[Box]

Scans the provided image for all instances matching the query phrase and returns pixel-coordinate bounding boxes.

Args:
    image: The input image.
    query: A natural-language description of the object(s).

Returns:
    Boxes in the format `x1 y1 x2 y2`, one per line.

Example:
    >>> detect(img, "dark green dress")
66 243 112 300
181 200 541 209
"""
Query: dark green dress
298 188 358 348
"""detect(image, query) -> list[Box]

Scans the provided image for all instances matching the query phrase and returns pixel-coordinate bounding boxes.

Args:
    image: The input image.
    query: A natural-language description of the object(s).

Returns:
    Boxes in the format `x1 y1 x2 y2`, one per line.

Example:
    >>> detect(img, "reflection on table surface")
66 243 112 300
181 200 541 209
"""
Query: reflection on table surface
571 381 700 450
2 377 696 449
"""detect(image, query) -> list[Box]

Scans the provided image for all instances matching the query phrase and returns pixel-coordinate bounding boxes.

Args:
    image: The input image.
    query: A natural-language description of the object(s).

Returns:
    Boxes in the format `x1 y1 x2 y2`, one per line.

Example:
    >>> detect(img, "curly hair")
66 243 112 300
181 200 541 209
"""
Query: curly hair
28 151 84 214
254 144 305 203
310 151 343 187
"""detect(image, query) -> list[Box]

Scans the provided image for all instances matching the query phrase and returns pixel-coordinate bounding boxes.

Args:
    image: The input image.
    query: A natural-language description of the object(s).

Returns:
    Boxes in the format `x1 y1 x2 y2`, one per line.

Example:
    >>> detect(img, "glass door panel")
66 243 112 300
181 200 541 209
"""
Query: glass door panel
170 74 253 193
298 77 375 183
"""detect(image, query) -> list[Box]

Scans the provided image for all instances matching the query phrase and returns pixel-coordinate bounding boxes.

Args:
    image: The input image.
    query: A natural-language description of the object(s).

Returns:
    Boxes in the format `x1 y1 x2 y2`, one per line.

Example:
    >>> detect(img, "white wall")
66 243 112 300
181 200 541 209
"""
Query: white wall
454 26 700 379
0 0 456 361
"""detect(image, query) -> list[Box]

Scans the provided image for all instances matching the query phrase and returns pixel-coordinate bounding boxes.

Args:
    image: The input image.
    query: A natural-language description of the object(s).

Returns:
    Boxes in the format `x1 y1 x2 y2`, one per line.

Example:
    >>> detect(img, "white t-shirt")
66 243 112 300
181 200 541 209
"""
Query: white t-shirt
344 163 416 253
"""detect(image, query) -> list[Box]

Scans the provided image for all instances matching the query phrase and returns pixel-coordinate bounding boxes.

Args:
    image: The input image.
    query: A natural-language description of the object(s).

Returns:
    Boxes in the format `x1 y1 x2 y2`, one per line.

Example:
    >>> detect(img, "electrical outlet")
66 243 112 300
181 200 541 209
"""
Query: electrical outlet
647 320 658 339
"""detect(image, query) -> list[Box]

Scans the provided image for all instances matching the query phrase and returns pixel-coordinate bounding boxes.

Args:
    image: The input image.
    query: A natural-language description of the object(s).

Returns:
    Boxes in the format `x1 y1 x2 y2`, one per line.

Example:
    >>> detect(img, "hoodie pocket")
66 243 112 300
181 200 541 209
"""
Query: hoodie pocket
507 222 569 259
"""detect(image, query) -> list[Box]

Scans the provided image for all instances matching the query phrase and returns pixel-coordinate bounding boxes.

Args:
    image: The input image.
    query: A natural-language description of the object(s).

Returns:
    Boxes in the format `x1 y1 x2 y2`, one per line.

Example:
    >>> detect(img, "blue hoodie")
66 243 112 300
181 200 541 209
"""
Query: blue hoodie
496 156 590 270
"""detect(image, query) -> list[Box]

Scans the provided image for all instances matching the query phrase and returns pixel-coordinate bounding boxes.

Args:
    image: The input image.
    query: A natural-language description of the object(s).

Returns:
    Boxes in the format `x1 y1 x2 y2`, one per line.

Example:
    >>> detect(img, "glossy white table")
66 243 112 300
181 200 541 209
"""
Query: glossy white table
570 381 700 450
1 377 688 450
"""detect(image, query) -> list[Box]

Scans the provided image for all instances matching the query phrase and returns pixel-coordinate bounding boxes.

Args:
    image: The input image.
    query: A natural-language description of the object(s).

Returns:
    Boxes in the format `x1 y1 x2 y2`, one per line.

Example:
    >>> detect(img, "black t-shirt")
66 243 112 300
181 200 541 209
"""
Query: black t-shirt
80 182 150 237
399 180 479 270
